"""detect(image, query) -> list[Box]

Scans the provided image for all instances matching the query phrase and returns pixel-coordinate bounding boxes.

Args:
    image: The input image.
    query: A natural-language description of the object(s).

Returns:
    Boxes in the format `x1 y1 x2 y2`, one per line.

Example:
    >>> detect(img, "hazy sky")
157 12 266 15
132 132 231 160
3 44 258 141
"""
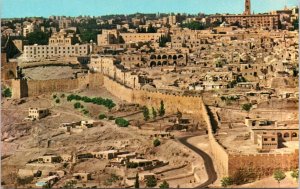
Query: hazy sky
1 0 298 18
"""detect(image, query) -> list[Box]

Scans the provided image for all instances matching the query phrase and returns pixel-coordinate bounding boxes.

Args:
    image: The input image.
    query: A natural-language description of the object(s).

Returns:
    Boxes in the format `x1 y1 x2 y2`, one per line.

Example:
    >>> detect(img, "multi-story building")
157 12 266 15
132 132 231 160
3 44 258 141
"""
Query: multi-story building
23 44 89 59
210 0 280 29
23 23 39 37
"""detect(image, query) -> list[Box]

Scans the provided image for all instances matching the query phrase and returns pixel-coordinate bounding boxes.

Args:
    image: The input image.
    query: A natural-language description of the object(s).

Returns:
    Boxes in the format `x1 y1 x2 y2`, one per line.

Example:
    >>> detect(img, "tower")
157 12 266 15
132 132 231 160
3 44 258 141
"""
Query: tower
244 0 251 15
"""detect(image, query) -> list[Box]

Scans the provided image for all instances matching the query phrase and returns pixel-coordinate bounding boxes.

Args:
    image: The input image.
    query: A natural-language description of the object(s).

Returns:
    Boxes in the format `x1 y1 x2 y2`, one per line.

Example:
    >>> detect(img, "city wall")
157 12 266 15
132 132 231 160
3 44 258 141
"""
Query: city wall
11 73 299 179
11 72 103 98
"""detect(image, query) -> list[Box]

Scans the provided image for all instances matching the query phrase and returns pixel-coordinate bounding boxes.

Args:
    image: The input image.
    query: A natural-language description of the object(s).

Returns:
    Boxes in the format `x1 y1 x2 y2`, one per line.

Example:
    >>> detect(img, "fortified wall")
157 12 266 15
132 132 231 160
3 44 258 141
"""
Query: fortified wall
11 72 103 98
103 75 299 179
10 72 299 179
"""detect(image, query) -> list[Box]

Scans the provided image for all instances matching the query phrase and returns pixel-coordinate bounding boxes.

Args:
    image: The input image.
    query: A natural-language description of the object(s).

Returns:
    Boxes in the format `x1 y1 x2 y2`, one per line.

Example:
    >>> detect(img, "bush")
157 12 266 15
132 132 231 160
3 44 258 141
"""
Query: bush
55 98 60 103
146 176 157 187
221 177 233 187
74 102 82 109
153 139 161 147
67 94 116 109
232 168 257 185
61 94 65 98
242 103 252 112
17 176 34 186
159 180 169 188
82 109 89 115
115 118 129 127
126 162 139 168
52 94 57 99
291 169 298 180
108 116 115 120
2 88 12 98
99 114 107 120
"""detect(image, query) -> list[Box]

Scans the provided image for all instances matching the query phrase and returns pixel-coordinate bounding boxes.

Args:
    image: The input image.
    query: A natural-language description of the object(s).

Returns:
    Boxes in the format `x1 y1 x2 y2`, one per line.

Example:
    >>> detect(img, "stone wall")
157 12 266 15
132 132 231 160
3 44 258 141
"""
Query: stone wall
103 76 203 114
12 73 103 98
228 150 299 177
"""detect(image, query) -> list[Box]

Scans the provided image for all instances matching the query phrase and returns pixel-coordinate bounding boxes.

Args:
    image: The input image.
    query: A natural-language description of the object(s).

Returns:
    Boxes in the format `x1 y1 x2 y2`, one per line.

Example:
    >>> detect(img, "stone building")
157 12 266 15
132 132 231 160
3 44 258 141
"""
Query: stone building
28 108 49 120
23 44 89 60
209 0 280 29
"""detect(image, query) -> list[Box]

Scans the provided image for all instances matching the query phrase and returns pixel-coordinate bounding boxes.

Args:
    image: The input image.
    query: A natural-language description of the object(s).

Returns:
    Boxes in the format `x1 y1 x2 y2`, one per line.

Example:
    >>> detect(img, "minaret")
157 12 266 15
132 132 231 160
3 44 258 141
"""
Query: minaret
244 0 251 15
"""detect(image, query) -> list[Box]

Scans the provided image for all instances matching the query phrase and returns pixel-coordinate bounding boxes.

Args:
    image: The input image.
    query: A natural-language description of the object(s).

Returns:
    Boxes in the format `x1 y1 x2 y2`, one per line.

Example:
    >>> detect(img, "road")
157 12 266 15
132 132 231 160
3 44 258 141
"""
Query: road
178 135 217 188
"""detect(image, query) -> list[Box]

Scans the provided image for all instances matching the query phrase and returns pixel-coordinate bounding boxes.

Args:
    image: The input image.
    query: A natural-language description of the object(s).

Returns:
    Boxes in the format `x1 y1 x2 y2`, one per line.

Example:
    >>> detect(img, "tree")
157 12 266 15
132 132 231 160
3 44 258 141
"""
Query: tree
153 138 161 147
159 180 169 188
2 88 12 98
273 169 286 187
27 31 50 45
146 176 157 187
291 169 299 180
147 24 157 33
99 114 107 120
74 102 82 109
55 98 60 104
115 117 129 127
221 177 233 188
143 106 150 121
159 100 165 117
134 173 139 188
152 107 157 119
242 103 252 112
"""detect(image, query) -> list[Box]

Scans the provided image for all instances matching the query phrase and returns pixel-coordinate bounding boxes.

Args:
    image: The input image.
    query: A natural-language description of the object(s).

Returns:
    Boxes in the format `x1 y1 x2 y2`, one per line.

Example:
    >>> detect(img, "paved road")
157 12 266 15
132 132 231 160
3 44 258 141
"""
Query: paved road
178 135 217 188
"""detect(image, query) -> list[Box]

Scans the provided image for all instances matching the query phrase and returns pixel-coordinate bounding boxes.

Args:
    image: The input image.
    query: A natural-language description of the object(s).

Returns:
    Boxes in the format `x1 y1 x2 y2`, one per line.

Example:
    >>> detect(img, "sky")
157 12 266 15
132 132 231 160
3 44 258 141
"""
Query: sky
1 0 299 18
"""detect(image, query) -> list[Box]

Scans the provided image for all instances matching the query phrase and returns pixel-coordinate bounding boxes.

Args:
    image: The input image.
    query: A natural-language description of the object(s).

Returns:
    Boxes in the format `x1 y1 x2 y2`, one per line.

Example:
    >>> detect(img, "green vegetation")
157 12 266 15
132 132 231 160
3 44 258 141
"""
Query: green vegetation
27 31 50 45
126 162 139 168
2 87 12 98
63 180 77 189
108 116 115 120
181 21 205 30
81 109 89 115
67 94 116 110
159 180 169 188
17 176 34 186
98 113 107 120
55 98 60 104
143 106 150 121
74 102 82 109
242 103 252 112
115 117 129 127
291 169 299 180
221 177 233 188
293 18 299 31
159 100 165 117
232 168 257 185
134 173 139 188
52 94 57 99
61 94 65 98
159 35 171 47
273 169 286 186
105 174 122 186
153 138 161 147
152 107 157 119
146 176 157 188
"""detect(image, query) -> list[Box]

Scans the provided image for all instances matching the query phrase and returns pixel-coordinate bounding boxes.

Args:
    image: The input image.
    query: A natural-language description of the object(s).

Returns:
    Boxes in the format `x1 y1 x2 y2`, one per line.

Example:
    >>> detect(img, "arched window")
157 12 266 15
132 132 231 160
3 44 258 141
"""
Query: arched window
284 133 289 138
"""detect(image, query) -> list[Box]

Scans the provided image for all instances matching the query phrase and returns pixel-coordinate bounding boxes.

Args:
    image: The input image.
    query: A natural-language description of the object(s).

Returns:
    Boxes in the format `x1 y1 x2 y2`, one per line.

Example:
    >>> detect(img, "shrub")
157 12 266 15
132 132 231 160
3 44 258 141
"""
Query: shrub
232 168 257 185
242 103 252 112
108 116 115 120
273 169 286 184
291 169 299 180
52 94 57 99
61 94 65 98
159 100 165 116
146 176 157 187
55 98 60 103
153 138 161 147
221 177 233 187
2 88 12 98
115 118 129 127
127 162 139 168
74 102 82 109
17 176 34 186
143 106 150 121
99 114 107 120
82 109 89 115
159 180 169 188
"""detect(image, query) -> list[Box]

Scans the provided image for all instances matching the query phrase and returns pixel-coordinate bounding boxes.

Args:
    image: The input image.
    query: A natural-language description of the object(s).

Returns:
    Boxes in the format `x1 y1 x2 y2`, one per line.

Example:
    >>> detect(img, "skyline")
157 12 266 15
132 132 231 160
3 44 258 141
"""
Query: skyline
1 0 298 19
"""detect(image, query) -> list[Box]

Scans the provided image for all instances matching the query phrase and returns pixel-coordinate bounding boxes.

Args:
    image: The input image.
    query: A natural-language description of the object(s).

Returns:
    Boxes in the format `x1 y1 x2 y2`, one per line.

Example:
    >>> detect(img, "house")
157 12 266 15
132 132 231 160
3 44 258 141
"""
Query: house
27 108 49 120
73 173 92 182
